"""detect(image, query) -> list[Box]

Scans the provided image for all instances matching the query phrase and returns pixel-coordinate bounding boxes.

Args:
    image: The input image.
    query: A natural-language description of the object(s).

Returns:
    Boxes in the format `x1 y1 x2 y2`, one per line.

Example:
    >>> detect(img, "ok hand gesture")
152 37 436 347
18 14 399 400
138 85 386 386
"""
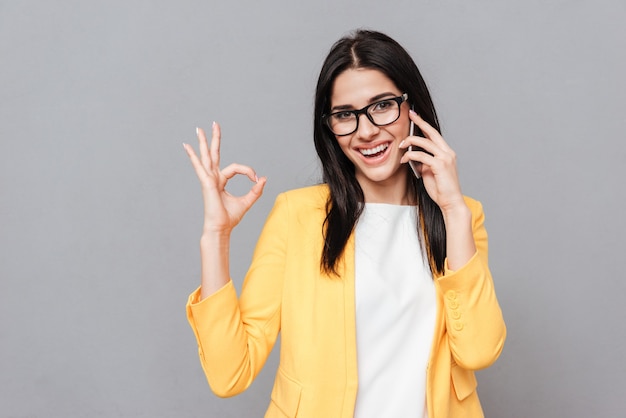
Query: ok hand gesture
183 122 266 235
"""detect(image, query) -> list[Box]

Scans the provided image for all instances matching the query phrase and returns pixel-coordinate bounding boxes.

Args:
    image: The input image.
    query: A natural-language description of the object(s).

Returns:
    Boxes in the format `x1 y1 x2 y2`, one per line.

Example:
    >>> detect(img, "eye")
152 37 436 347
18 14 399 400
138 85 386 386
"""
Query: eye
332 111 355 121
371 99 394 113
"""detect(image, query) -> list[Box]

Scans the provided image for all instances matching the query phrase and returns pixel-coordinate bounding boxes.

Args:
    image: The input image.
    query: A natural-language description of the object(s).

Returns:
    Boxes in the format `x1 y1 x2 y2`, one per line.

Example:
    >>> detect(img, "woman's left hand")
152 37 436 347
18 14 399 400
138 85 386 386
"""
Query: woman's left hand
399 111 466 215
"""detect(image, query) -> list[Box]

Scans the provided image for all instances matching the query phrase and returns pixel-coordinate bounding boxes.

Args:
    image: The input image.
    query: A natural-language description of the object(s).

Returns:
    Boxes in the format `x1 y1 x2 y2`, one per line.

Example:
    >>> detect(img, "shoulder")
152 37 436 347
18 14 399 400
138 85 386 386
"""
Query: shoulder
263 184 329 235
264 184 329 221
275 184 329 211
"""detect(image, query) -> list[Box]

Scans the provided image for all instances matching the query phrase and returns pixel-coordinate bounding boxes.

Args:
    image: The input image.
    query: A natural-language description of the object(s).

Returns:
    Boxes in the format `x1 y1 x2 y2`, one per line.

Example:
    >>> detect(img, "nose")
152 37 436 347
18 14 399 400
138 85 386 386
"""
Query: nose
355 113 379 140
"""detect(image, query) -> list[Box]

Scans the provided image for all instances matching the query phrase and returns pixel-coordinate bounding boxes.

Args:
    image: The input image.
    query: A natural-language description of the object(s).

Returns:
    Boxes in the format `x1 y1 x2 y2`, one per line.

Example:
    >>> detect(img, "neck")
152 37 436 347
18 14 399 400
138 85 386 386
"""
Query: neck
357 171 411 205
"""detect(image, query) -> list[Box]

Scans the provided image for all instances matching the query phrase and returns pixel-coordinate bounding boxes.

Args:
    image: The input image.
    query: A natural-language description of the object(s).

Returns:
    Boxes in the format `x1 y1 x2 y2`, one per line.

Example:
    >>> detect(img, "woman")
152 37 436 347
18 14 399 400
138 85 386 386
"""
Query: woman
183 29 505 418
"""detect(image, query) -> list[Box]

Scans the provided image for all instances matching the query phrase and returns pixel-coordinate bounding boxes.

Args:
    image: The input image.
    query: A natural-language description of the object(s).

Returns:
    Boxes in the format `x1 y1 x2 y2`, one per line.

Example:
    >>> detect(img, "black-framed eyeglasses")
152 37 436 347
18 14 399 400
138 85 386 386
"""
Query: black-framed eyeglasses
323 93 408 136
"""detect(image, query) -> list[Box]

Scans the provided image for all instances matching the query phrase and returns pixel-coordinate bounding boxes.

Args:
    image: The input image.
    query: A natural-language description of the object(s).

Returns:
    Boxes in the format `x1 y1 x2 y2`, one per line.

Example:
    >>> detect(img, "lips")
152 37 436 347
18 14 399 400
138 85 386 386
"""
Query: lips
358 142 389 158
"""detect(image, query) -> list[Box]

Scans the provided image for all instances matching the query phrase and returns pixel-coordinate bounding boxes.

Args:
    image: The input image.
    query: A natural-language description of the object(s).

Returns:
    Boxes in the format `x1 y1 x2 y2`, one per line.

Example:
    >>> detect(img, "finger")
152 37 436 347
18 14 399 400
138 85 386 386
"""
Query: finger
221 163 260 183
183 143 210 182
409 111 438 138
400 147 436 165
196 127 211 170
399 136 440 158
410 111 452 151
210 121 221 168
240 176 267 208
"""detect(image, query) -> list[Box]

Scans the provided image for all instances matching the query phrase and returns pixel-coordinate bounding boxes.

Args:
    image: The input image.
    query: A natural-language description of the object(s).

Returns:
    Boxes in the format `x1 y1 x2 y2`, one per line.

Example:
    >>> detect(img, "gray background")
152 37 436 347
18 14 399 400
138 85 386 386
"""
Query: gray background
1 1 624 417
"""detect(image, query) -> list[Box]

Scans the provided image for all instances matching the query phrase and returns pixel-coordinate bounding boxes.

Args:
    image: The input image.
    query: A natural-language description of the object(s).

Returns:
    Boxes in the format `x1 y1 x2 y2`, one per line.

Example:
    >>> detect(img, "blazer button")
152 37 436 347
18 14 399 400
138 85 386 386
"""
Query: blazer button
451 310 461 320
453 322 464 331
446 290 457 301
448 300 459 309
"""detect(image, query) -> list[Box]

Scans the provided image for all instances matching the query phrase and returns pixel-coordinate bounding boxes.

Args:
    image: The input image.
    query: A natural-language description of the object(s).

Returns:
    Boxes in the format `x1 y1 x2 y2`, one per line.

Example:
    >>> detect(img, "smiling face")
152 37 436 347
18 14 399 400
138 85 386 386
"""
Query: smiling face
329 68 411 204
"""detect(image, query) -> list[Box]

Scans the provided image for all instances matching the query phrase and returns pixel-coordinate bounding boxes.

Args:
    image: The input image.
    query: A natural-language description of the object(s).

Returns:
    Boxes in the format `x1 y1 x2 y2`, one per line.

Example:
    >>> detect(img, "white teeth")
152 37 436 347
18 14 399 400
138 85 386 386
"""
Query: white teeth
360 143 388 156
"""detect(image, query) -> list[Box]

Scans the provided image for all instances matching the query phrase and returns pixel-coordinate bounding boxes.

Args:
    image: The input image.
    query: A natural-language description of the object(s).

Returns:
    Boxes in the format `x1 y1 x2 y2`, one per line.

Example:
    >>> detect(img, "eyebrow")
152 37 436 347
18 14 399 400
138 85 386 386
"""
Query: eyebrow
330 92 398 112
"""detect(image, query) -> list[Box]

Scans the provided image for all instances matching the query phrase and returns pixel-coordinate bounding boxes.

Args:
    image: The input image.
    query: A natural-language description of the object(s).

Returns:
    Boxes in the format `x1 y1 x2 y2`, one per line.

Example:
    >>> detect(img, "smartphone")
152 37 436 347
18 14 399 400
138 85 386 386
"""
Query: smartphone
408 118 434 179
408 120 422 179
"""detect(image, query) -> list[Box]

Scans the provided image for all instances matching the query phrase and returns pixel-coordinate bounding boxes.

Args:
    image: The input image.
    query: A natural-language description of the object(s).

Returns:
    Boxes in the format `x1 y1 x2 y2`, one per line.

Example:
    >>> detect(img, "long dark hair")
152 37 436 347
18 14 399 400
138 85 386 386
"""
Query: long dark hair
313 29 446 276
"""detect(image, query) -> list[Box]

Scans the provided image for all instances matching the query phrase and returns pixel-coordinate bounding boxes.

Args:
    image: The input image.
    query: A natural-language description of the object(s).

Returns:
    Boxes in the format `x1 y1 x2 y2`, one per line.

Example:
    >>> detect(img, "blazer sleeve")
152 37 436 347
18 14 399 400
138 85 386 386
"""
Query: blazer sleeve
435 197 506 370
186 193 288 397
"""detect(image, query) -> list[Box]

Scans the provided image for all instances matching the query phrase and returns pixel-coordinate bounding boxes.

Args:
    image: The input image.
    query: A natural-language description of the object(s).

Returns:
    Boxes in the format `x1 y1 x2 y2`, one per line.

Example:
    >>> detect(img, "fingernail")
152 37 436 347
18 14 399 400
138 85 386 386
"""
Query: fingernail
255 175 259 182
399 140 405 148
212 121 216 128
409 109 417 116
196 127 200 136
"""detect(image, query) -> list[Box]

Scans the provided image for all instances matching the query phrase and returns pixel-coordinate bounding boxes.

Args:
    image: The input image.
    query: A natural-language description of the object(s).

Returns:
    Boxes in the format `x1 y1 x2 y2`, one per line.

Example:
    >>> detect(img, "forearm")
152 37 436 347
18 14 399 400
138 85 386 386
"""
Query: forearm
186 283 257 397
437 253 506 369
199 231 232 300
442 203 476 271
439 198 506 369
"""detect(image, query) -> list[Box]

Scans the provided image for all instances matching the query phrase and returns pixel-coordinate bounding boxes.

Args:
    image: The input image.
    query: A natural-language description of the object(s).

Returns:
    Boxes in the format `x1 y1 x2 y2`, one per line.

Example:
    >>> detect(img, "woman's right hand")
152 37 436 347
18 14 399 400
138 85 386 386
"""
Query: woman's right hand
183 122 267 236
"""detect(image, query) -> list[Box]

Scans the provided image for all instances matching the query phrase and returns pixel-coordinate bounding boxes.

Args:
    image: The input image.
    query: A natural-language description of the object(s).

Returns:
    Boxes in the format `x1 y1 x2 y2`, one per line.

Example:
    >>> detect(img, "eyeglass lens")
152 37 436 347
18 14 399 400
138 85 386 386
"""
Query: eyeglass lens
327 97 402 136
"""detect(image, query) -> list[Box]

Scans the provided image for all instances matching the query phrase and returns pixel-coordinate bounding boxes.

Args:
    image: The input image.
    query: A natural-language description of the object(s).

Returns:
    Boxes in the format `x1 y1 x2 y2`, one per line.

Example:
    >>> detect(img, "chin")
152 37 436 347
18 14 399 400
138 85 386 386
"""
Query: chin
357 166 405 185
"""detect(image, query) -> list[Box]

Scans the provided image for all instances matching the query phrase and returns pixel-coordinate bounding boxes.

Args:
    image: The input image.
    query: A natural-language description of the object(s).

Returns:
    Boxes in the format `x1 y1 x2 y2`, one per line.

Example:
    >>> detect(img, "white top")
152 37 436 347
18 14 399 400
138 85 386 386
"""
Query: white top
353 203 436 418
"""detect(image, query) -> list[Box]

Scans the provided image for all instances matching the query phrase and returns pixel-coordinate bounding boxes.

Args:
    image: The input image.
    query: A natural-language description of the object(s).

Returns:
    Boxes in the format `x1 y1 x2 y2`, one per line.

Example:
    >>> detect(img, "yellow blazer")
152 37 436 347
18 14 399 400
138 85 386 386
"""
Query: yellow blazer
187 184 506 418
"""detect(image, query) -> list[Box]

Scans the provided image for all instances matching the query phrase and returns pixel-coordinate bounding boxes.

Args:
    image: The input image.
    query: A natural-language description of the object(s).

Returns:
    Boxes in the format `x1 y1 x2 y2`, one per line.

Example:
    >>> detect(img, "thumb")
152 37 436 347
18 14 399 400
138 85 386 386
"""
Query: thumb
241 176 267 209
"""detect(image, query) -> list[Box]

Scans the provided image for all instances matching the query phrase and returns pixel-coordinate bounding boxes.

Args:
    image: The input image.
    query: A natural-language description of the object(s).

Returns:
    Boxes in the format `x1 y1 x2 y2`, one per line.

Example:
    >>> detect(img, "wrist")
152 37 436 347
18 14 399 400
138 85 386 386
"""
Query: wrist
200 230 231 248
441 201 471 224
441 201 476 270
202 221 233 237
